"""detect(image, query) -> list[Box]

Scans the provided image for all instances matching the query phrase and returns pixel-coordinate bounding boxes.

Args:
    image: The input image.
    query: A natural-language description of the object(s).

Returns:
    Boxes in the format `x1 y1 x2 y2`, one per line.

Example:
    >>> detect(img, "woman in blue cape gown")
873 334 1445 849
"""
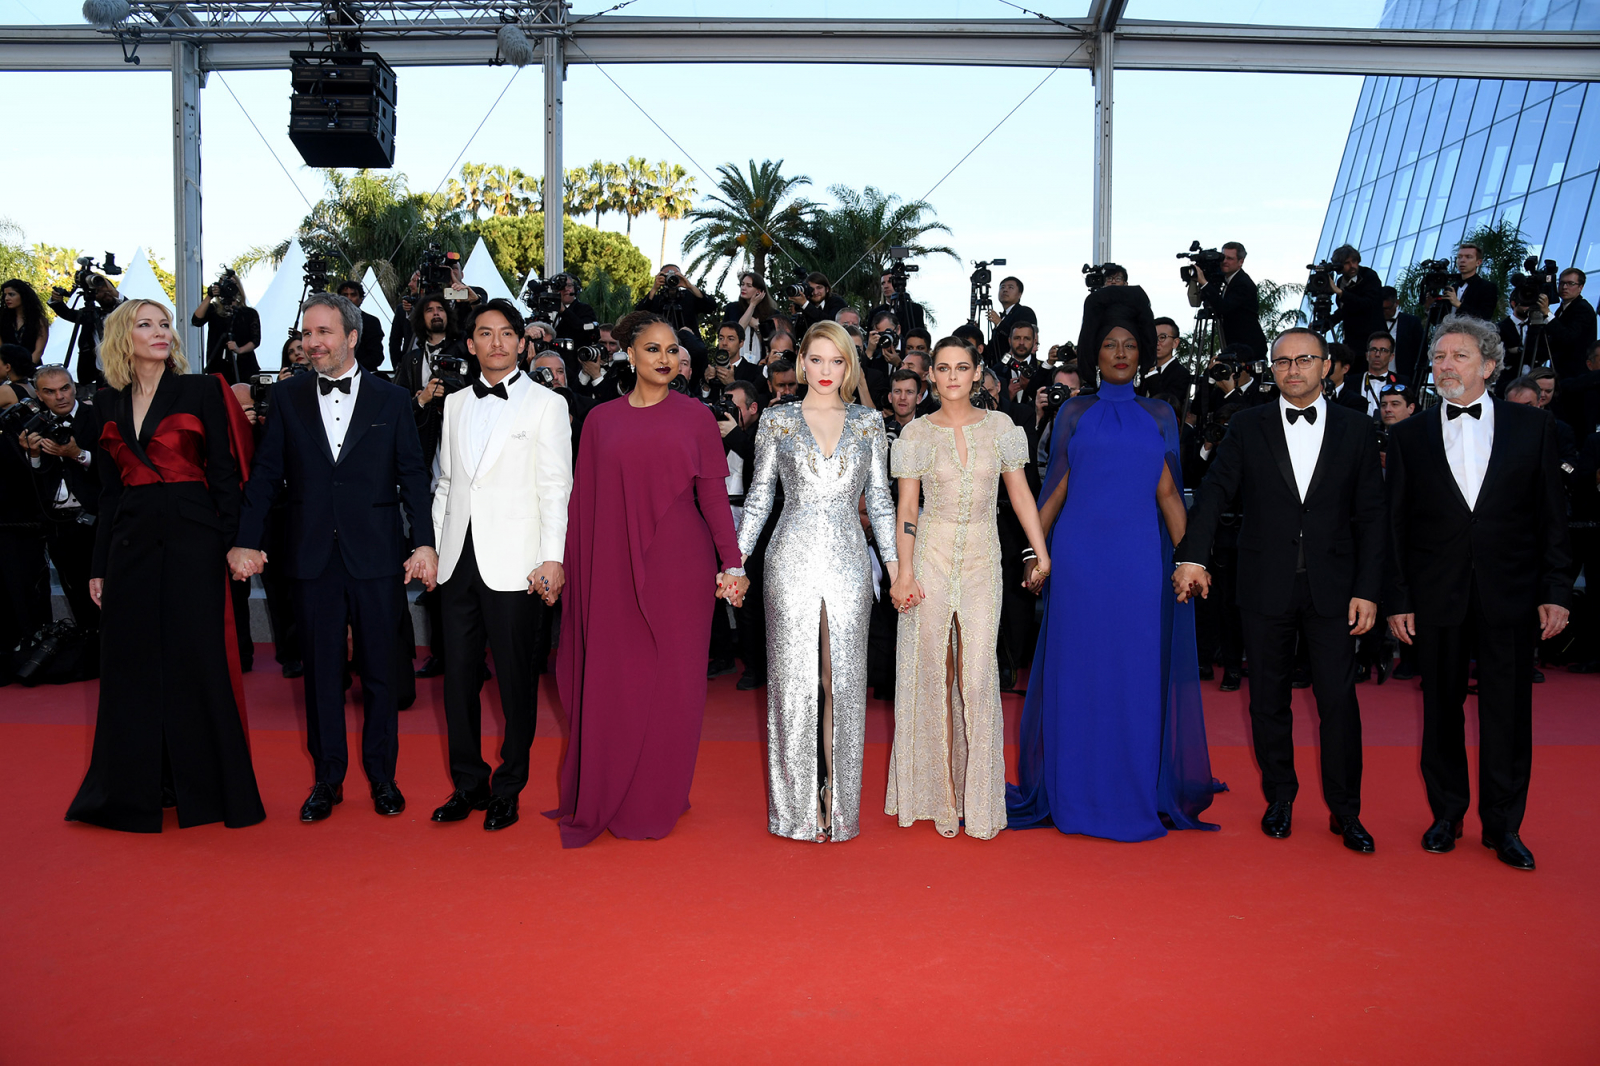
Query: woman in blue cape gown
1006 285 1223 842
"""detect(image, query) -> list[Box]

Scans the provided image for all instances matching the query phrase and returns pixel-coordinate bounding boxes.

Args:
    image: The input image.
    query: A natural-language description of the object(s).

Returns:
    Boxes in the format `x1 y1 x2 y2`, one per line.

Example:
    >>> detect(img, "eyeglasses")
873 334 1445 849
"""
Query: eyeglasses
1270 354 1326 371
1366 345 1393 354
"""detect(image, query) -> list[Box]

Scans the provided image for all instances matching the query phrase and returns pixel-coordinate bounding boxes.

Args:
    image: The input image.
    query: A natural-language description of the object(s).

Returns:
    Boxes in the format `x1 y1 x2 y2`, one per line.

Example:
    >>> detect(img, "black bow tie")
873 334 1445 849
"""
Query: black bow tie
318 375 352 395
1286 405 1317 425
472 373 517 401
1446 402 1482 420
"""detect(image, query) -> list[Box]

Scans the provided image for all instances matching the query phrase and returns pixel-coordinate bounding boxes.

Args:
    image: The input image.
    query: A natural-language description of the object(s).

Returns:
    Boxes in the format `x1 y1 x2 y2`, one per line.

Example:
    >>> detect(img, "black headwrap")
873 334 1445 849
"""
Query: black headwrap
1075 284 1158 388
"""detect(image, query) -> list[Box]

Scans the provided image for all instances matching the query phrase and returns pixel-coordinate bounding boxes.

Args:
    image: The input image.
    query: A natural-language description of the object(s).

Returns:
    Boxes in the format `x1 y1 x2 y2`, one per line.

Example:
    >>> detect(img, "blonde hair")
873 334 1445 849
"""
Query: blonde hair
101 299 188 389
796 320 861 404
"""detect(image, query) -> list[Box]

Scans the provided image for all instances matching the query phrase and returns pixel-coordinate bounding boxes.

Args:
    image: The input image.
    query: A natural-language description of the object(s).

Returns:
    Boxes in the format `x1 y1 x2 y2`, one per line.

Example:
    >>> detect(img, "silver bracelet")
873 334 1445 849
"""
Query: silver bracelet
722 567 747 578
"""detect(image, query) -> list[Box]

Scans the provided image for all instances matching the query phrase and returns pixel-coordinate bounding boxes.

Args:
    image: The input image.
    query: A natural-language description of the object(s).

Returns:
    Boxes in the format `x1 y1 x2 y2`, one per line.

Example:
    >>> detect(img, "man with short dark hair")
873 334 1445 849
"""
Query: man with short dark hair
981 275 1037 373
1385 315 1572 869
886 369 920 432
18 365 102 640
868 271 925 336
1355 332 1399 417
768 357 799 402
1197 242 1269 363
336 279 387 373
1327 245 1386 353
1441 242 1498 321
904 328 932 358
1544 267 1597 380
1139 316 1193 415
1382 286 1426 384
793 272 846 331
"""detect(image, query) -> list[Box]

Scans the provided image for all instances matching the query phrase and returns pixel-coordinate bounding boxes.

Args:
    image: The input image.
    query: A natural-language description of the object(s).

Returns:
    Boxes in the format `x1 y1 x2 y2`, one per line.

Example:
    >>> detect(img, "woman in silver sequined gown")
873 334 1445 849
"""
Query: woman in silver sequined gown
738 323 898 842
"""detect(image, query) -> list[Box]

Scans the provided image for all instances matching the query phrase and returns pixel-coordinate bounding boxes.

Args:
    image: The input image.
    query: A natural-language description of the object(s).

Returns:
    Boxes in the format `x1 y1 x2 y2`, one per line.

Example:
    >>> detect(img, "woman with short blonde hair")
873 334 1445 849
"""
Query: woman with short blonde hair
795 320 861 404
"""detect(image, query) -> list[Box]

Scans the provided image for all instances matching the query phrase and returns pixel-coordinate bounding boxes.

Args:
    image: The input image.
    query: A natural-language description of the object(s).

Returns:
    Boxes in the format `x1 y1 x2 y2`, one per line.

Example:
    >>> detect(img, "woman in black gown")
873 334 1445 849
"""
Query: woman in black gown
66 299 264 832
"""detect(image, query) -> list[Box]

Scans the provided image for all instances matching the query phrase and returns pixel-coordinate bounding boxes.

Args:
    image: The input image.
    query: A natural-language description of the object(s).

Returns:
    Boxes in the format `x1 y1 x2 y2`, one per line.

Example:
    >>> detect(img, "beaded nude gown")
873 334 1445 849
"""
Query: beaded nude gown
886 412 1031 839
738 402 898 842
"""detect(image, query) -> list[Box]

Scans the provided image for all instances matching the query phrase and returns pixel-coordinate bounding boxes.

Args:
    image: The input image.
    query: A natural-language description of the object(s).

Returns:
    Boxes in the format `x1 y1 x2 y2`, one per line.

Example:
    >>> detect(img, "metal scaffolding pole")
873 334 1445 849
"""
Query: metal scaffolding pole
1091 30 1113 265
172 39 204 364
542 31 564 280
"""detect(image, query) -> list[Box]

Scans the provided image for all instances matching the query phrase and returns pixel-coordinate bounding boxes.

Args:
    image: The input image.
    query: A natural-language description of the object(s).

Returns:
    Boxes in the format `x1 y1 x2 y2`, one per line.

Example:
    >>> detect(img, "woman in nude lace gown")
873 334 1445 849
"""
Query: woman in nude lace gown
886 337 1052 839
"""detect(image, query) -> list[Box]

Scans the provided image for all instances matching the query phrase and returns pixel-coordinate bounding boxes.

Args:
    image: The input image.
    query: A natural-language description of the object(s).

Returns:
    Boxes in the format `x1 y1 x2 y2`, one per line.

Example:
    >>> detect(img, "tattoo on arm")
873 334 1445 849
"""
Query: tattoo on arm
904 522 917 536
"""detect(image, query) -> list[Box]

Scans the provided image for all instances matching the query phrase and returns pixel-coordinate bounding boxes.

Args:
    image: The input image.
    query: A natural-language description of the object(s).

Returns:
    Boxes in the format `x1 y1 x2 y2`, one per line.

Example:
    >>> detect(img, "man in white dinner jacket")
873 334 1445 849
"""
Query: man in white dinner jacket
429 299 573 831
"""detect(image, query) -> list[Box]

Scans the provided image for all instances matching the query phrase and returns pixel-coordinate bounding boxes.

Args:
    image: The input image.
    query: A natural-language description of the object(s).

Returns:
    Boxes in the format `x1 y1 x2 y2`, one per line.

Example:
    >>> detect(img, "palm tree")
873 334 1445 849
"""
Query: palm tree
1256 278 1306 343
804 184 958 313
571 160 624 227
681 159 816 289
616 156 656 237
650 161 696 268
449 163 538 219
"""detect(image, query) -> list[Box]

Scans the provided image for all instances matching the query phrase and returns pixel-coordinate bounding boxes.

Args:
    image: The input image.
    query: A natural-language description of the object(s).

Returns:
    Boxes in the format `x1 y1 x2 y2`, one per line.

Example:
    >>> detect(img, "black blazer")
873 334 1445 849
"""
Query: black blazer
1199 270 1268 362
1176 400 1386 618
354 311 386 373
1138 357 1194 414
1331 378 1370 413
1385 398 1572 627
1455 274 1499 322
1391 312 1425 385
235 368 433 581
31 400 104 516
1330 265 1386 351
982 303 1038 370
1547 296 1597 380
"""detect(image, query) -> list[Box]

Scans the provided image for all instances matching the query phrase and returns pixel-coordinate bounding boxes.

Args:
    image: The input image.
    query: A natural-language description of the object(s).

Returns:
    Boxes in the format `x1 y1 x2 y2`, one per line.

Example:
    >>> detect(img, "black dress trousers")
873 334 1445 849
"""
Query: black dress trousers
1238 571 1365 817
441 527 542 798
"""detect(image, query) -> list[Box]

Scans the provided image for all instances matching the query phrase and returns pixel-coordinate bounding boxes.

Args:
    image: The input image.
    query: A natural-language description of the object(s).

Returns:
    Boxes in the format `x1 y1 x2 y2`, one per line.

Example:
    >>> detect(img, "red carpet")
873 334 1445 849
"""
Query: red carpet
3 654 1598 1063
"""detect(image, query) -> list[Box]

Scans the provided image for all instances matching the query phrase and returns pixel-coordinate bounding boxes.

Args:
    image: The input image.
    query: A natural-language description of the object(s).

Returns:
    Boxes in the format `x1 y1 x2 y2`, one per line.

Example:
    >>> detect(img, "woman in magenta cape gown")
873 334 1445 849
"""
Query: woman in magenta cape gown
547 371 741 848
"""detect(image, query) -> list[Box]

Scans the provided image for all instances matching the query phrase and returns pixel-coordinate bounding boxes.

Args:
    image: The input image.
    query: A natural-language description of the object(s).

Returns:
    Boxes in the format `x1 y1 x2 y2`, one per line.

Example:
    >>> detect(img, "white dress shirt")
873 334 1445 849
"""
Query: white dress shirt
316 360 361 460
1359 372 1389 416
463 371 525 473
1442 392 1495 510
1280 394 1327 501
27 400 91 508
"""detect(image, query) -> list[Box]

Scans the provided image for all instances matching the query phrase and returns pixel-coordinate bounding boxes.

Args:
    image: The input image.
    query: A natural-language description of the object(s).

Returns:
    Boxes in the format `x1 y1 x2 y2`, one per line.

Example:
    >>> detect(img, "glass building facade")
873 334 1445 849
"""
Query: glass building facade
1313 0 1600 304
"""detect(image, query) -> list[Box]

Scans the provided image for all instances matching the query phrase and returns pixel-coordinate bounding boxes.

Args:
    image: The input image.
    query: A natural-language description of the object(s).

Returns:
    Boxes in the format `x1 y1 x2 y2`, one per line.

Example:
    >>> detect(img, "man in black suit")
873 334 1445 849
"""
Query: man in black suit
1385 315 1573 870
981 275 1038 372
1381 287 1426 385
336 280 387 374
1544 268 1597 381
19 365 102 638
1328 343 1369 413
230 293 437 823
1349 332 1401 418
1197 242 1268 364
1442 242 1499 322
1327 245 1386 352
1175 327 1386 853
1138 317 1194 416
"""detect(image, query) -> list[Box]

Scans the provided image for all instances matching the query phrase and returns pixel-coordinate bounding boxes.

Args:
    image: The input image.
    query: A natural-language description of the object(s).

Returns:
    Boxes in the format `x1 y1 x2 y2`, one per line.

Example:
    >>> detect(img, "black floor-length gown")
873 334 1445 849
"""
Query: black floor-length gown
66 371 265 832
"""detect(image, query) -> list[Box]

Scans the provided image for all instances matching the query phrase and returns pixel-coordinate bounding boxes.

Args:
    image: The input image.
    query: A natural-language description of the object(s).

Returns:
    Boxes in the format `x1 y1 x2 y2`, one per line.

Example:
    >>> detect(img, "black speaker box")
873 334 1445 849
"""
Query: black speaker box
288 49 398 169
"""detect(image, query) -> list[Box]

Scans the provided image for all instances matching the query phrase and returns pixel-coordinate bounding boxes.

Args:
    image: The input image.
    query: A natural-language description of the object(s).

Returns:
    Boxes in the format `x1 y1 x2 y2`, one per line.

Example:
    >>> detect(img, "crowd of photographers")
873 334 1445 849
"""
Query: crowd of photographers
3 233 1598 692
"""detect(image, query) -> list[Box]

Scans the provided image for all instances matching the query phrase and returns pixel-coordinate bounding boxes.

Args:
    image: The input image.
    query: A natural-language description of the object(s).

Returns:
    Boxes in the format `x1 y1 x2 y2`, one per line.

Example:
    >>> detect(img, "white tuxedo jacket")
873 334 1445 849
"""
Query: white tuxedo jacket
432 377 573 591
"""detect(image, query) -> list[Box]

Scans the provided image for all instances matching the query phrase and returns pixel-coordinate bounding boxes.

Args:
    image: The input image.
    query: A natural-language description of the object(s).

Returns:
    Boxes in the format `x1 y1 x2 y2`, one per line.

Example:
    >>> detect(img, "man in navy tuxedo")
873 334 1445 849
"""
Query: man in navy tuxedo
230 293 437 822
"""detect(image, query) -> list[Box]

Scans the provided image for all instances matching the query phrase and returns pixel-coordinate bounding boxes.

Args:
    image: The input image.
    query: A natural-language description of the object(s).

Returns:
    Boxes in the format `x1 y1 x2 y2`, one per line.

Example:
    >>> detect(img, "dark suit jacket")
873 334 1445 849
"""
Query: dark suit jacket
1546 296 1597 380
1385 398 1572 627
235 368 433 581
1138 357 1194 415
1330 266 1386 351
354 311 385 373
31 401 104 517
1390 312 1425 384
1332 378 1370 413
981 303 1038 370
1455 274 1499 322
1176 400 1386 618
1199 270 1268 362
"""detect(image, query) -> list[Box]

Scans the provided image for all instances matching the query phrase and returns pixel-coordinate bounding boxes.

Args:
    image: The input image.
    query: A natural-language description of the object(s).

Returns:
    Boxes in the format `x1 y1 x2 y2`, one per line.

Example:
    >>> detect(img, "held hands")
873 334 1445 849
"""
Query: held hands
404 546 439 591
227 546 266 581
890 573 926 614
1023 553 1052 594
715 572 750 608
1348 597 1377 636
528 561 565 606
1172 562 1210 603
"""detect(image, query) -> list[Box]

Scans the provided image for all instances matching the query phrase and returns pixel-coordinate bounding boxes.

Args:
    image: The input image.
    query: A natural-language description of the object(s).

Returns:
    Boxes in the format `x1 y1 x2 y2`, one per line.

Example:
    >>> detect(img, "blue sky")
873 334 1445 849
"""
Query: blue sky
0 0 1378 341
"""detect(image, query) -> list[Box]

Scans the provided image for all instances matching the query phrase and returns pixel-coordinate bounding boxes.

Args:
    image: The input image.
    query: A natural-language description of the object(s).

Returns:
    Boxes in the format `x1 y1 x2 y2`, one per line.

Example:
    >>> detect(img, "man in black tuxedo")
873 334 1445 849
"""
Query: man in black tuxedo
1386 315 1573 870
230 293 437 823
336 280 387 374
981 275 1038 372
1327 245 1386 352
1197 242 1268 365
1544 268 1597 381
1381 287 1425 385
19 365 102 638
1442 242 1499 322
1138 317 1194 416
1175 327 1386 853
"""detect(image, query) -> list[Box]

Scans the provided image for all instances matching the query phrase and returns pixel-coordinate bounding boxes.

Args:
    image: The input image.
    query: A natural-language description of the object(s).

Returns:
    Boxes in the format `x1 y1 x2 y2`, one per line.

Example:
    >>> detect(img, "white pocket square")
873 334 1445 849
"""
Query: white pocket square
511 430 529 440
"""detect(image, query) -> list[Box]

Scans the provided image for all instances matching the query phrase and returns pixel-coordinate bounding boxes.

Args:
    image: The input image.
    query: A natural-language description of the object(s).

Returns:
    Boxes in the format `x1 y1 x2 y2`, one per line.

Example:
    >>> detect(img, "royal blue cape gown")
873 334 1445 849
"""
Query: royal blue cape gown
1006 381 1223 841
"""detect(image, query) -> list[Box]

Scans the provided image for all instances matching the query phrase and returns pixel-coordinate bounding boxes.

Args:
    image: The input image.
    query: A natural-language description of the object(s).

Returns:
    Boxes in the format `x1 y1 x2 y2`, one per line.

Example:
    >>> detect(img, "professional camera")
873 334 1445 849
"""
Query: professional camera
784 268 810 302
882 414 903 443
1082 263 1108 291
1177 241 1226 287
1305 259 1339 334
668 373 694 396
970 386 998 411
303 254 330 293
876 329 900 356
531 365 557 388
434 355 471 395
208 266 242 304
1046 382 1073 409
1416 258 1455 299
52 252 122 305
0 399 76 445
1201 414 1230 446
1510 257 1560 310
420 244 466 301
1205 345 1261 383
521 274 566 323
886 246 919 294
969 257 1006 324
706 395 739 422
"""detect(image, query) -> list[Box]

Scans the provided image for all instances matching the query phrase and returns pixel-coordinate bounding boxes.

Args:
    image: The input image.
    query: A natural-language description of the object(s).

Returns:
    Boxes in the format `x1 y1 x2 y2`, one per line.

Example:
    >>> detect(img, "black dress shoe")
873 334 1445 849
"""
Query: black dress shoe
431 789 490 822
735 670 766 691
1375 658 1389 685
301 782 343 822
1330 814 1375 853
1219 669 1242 692
1483 830 1536 870
1291 669 1312 690
1421 818 1463 853
1354 663 1370 683
281 660 304 679
484 795 520 831
1261 799 1293 838
414 656 444 679
707 658 737 679
1391 663 1416 680
999 665 1017 691
1198 664 1214 680
1531 668 1545 684
371 780 406 816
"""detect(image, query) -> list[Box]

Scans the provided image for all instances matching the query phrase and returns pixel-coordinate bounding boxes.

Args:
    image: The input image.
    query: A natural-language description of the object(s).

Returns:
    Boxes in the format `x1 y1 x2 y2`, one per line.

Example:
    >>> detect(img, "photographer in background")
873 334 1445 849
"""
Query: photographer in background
1442 242 1498 321
1545 268 1597 381
549 273 600 349
18 365 102 642
336 280 387 373
768 356 799 403
1354 332 1400 417
791 272 845 331
884 369 920 438
717 379 770 690
868 271 926 335
1197 242 1268 365
980 275 1037 373
1327 245 1386 352
49 274 123 389
1327 342 1368 412
1205 343 1268 410
192 272 260 385
638 264 716 334
1138 317 1193 415
0 343 35 406
0 368 48 671
1496 290 1539 390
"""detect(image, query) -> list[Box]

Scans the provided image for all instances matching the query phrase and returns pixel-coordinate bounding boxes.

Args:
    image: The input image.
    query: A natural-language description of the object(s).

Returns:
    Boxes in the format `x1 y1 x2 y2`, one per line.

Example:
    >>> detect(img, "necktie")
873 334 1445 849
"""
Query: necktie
1286 405 1317 425
318 375 351 395
1446 402 1482 420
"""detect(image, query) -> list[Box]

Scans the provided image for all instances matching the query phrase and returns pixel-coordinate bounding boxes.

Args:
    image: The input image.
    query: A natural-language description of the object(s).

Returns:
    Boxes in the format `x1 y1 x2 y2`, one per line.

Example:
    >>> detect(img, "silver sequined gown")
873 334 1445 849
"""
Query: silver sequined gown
738 402 898 842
